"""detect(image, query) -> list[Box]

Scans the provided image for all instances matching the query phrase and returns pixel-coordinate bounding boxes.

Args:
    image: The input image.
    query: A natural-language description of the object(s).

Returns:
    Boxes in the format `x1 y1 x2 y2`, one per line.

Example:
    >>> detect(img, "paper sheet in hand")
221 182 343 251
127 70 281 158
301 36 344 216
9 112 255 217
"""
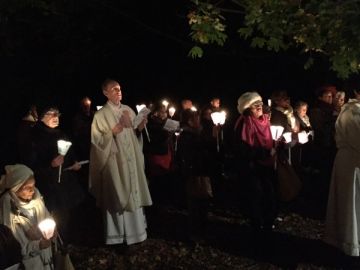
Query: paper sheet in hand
133 107 151 128
163 119 180 132
77 160 90 165
63 160 89 171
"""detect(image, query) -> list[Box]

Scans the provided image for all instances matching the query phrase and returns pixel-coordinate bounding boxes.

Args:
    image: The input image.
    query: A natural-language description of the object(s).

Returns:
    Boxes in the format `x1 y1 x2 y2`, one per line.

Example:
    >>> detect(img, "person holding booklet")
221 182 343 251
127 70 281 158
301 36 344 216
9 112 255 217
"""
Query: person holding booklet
89 79 152 247
143 103 179 205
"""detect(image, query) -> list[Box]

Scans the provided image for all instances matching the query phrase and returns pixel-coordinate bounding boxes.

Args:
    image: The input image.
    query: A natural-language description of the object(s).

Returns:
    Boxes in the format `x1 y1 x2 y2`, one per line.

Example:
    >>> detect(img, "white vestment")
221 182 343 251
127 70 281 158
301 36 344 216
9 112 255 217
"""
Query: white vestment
105 208 147 245
324 100 360 256
89 102 152 245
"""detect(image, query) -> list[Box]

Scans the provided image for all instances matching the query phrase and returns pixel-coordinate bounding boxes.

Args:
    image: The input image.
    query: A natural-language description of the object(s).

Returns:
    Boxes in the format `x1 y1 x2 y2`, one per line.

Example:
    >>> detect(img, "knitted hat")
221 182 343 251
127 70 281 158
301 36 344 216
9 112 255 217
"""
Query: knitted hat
0 164 34 193
37 104 60 120
237 92 262 114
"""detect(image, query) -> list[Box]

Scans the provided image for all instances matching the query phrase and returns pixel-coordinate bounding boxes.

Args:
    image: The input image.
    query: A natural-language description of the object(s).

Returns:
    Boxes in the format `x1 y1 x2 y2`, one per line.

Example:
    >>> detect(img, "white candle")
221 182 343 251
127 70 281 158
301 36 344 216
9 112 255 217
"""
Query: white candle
270 126 284 141
168 107 176 118
298 131 309 144
162 100 169 109
136 104 150 142
136 104 146 113
57 140 72 156
38 218 56 240
283 132 292 143
57 140 72 183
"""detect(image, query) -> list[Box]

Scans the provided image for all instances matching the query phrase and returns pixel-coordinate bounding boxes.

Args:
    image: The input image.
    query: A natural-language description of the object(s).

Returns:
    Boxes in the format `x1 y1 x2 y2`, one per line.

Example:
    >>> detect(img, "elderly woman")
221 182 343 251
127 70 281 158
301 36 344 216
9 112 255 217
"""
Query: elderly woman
25 105 85 244
234 92 276 232
294 101 312 133
0 164 53 269
293 101 314 171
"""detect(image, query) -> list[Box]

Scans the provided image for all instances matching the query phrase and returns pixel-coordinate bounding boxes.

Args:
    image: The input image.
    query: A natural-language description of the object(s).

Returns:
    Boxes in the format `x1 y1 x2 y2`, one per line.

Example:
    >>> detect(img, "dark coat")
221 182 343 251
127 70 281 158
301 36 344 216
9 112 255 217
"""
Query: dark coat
233 115 277 228
270 108 292 133
177 126 212 177
25 122 84 211
309 100 335 149
0 225 22 270
72 110 94 160
144 116 171 156
294 114 313 133
16 119 36 164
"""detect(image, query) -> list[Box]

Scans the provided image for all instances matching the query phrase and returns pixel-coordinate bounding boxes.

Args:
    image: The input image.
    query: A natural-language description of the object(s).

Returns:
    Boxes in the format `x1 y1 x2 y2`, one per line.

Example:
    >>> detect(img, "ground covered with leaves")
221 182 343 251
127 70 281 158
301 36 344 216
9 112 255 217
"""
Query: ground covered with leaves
65 170 358 270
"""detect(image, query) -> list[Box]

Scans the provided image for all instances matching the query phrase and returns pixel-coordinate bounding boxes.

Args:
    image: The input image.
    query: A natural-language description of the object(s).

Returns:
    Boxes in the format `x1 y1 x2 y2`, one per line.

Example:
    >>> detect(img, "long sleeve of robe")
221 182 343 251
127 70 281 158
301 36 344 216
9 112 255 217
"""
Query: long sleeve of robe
89 103 152 214
324 100 360 256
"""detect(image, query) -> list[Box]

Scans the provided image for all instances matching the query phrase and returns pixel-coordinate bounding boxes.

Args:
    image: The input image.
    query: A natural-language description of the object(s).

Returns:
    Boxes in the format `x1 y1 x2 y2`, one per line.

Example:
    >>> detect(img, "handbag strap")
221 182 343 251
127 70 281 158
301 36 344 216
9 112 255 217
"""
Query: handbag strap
54 233 64 253
57 234 64 246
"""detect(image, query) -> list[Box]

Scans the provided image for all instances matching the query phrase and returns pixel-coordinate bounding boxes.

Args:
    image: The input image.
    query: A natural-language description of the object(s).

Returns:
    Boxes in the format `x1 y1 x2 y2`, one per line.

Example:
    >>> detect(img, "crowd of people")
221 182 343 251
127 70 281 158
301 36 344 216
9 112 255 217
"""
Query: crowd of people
1 80 360 269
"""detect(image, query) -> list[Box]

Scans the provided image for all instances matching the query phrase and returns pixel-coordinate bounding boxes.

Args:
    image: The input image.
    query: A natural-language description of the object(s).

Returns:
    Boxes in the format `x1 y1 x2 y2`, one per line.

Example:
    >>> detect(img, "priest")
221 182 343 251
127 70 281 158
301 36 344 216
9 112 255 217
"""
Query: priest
89 79 152 246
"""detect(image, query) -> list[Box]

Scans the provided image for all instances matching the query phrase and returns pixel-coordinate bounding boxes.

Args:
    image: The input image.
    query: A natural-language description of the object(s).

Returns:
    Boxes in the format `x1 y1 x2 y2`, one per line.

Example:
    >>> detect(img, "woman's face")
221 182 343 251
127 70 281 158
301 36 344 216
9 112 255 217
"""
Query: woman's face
249 101 263 118
335 96 345 107
15 177 36 202
41 110 60 128
296 105 307 118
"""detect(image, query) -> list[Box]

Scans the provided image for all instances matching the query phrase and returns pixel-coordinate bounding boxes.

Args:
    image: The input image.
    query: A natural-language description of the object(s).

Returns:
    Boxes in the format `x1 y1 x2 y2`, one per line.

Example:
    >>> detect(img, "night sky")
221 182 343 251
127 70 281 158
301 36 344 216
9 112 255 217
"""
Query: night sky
0 0 351 167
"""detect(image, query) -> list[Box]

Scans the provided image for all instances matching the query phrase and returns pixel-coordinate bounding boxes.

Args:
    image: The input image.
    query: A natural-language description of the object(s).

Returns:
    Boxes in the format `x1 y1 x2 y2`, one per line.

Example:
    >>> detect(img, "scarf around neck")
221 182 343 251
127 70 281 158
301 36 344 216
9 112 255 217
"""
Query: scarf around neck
237 114 273 150
0 189 49 233
275 106 296 129
299 114 311 127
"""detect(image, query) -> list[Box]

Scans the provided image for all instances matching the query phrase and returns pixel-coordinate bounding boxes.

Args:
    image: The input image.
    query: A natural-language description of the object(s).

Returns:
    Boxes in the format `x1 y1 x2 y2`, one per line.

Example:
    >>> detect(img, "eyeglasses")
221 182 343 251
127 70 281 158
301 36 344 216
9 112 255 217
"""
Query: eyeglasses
250 101 263 108
45 111 61 117
19 185 35 192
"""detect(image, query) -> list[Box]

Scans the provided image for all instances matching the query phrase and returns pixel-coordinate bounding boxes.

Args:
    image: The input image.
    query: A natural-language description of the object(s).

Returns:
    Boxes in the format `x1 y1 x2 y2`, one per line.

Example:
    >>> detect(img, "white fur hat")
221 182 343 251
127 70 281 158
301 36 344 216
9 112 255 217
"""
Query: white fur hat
237 92 262 114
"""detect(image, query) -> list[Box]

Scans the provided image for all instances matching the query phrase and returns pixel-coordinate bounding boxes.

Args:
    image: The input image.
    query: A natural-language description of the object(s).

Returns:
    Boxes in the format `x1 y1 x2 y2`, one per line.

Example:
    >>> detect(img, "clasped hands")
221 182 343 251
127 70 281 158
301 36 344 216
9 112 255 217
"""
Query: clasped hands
112 110 147 135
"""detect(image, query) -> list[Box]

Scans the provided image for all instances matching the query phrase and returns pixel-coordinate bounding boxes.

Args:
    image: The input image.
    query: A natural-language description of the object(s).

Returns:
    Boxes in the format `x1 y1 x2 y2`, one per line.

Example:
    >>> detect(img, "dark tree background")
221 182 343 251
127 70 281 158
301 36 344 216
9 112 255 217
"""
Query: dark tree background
0 0 352 167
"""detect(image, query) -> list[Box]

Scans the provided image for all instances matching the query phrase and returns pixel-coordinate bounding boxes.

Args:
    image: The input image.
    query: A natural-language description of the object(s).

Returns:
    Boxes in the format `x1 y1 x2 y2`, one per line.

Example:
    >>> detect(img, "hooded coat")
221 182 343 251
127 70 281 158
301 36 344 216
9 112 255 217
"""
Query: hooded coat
0 164 53 270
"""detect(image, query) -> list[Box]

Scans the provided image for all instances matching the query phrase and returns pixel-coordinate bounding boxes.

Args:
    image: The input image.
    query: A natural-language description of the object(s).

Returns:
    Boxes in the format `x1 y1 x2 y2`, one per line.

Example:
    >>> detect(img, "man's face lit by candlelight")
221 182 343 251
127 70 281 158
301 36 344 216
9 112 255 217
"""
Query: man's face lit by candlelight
81 97 92 114
211 98 220 108
104 82 122 105
319 91 333 105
